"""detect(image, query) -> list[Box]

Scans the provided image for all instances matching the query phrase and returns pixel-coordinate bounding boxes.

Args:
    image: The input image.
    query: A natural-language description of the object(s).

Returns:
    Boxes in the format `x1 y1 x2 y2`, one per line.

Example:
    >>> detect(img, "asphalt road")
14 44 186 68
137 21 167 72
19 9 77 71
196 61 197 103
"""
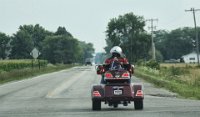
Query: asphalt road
0 66 200 117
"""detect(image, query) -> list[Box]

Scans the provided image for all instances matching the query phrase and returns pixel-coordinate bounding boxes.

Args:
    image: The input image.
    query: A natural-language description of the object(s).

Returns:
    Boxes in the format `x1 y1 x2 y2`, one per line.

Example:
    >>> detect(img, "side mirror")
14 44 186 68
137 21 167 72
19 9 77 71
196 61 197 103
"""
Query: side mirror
96 65 104 75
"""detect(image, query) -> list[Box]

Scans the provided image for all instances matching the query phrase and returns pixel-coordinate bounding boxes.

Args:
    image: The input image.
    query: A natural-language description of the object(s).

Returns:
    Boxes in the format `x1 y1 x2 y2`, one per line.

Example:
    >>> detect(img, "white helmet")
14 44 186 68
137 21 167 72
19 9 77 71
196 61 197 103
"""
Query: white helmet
110 46 122 56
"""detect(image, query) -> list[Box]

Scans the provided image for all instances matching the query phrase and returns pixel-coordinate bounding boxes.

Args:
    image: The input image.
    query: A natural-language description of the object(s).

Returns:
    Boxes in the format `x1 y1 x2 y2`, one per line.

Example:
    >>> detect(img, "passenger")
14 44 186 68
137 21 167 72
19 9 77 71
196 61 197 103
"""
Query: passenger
100 46 131 84
105 46 129 67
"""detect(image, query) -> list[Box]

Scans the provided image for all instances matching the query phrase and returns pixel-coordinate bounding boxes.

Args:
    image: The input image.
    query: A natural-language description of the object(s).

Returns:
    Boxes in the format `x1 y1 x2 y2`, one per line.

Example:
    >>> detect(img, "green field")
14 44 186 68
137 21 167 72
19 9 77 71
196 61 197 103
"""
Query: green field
0 59 48 72
135 63 200 99
0 60 74 84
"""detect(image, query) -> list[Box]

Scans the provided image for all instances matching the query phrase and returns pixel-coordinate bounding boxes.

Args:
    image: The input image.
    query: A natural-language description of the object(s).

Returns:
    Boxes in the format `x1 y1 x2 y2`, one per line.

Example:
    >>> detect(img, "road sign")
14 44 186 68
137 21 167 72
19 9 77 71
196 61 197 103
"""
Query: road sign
30 48 41 59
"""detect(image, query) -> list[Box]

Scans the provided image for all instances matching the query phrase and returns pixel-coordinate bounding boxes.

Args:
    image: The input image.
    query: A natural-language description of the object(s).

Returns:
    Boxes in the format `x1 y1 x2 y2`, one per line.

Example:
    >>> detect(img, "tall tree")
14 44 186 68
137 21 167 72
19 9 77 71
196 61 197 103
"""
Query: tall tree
32 24 49 51
8 24 95 64
0 32 10 59
55 26 72 37
154 27 199 60
105 12 151 62
9 30 33 59
9 24 49 59
42 35 81 64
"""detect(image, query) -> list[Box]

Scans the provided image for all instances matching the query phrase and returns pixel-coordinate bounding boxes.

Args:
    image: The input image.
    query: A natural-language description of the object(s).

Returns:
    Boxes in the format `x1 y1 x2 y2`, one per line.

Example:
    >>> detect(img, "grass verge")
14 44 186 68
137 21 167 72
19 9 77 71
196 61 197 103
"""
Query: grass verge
135 66 200 100
0 64 75 84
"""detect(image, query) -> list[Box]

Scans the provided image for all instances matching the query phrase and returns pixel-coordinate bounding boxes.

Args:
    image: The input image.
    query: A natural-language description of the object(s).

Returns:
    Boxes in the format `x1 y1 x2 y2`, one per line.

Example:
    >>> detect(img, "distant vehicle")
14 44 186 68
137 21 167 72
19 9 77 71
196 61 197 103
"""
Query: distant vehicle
91 60 144 110
85 61 92 66
85 58 93 66
164 59 180 63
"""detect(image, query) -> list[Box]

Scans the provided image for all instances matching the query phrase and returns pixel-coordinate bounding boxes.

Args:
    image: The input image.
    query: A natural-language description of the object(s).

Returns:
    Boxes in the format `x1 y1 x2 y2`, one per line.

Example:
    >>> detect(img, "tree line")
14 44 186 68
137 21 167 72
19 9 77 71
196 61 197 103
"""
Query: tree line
104 12 200 62
154 27 200 61
0 24 94 64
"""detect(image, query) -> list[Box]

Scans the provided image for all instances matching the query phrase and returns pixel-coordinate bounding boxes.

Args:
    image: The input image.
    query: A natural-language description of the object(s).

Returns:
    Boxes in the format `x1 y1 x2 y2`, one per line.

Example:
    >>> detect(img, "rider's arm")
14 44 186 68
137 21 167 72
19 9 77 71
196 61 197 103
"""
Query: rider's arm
104 58 111 65
123 58 129 64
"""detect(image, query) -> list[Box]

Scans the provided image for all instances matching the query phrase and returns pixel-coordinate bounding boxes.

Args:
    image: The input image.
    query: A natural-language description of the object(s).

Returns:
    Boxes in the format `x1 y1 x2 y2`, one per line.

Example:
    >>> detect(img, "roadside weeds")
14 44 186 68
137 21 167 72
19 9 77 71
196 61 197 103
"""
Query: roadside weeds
0 64 74 84
135 66 200 100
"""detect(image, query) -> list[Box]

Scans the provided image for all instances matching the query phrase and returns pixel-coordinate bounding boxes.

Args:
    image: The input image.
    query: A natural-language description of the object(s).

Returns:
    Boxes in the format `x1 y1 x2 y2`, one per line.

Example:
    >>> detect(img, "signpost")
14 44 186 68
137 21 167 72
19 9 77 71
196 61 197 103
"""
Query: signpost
30 48 41 59
30 48 41 69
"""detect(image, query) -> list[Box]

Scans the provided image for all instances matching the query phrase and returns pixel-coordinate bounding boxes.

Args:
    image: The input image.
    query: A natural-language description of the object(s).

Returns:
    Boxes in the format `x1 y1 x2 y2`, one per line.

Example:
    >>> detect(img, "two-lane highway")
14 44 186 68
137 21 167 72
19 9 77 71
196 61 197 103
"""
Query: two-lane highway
0 66 200 117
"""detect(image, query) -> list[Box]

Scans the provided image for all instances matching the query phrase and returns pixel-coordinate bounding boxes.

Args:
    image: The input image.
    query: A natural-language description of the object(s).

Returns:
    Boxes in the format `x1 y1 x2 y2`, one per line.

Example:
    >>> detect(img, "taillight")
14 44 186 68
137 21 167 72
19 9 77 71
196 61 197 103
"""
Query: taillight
122 72 130 78
136 90 143 97
105 73 113 78
93 91 101 97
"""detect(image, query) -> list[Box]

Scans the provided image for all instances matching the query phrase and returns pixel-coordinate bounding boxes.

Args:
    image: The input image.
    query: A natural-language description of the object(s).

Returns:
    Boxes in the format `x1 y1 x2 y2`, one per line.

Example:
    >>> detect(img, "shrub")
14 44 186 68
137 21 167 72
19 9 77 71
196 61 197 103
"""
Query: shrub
146 60 160 70
136 59 146 66
195 65 200 68
168 66 189 76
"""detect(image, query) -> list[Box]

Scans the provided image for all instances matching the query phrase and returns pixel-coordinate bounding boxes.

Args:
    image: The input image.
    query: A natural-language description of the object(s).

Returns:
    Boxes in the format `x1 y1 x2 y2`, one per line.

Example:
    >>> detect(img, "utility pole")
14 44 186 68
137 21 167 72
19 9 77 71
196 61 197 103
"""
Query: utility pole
146 18 158 60
131 35 133 64
185 8 200 65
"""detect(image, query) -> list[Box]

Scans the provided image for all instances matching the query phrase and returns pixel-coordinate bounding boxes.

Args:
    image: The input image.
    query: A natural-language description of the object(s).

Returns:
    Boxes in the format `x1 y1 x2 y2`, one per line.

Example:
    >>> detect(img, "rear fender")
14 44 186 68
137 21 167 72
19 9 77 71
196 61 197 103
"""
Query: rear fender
132 84 144 99
123 64 134 74
91 85 104 100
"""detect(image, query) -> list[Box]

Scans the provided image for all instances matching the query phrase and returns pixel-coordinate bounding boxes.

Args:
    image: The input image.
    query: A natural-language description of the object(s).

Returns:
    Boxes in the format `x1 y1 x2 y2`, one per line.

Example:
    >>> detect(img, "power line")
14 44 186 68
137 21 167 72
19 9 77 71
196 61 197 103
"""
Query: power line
146 18 158 60
185 8 200 65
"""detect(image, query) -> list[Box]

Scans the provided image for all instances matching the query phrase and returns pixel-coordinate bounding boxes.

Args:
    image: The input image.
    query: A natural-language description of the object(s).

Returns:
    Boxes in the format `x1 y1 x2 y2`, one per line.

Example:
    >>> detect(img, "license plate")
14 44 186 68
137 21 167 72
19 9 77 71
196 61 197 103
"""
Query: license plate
114 90 122 95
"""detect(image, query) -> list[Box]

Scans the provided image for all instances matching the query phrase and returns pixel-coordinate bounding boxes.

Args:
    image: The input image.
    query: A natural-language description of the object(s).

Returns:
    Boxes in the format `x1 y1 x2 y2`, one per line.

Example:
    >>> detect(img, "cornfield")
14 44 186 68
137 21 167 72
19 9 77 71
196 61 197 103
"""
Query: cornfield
0 59 48 72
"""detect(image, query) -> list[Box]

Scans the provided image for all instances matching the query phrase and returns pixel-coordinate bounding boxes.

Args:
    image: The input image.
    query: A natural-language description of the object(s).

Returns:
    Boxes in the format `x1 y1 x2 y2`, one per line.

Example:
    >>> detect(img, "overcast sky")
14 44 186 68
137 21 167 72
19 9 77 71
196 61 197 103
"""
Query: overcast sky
0 0 200 52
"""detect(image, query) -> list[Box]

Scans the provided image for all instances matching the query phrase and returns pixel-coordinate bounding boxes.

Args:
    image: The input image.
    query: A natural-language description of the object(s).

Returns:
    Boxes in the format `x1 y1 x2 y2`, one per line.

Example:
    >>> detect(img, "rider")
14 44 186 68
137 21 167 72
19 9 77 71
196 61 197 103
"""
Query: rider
105 46 129 66
100 46 131 84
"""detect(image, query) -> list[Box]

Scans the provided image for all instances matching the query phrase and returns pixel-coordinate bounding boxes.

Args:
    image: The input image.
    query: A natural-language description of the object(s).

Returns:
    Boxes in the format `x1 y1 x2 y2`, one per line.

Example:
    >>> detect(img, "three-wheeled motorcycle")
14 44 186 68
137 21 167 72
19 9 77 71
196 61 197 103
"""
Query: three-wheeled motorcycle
91 60 144 110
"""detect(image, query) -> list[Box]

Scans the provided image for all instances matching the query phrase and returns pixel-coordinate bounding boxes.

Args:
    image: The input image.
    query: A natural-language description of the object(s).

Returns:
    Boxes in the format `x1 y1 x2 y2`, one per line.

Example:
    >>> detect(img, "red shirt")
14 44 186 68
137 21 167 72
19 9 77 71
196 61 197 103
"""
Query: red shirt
96 57 132 75
104 57 129 65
